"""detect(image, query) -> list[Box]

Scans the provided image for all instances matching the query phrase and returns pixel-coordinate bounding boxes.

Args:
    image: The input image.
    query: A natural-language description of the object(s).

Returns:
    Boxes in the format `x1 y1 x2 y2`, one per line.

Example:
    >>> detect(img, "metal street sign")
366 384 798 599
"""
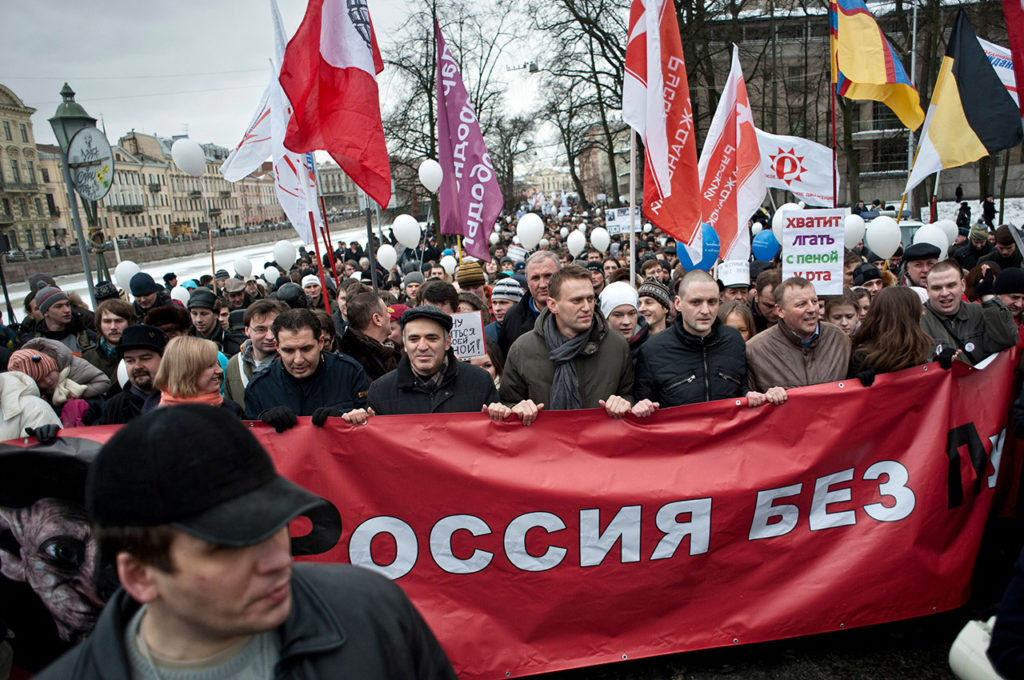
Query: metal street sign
67 127 113 201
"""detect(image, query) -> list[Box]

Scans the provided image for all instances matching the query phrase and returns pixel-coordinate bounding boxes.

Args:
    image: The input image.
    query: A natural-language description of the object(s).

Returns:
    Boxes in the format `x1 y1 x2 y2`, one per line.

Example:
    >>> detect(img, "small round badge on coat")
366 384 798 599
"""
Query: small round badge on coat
965 342 975 353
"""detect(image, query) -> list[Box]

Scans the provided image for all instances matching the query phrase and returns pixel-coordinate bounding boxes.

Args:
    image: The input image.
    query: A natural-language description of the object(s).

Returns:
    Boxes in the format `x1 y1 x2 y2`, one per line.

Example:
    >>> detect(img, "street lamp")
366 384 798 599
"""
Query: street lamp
48 83 97 307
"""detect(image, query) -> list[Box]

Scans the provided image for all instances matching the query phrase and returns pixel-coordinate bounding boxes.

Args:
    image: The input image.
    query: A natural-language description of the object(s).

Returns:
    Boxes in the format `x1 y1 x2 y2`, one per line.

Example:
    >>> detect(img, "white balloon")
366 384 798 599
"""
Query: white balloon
512 235 521 245
392 214 422 249
566 230 586 257
913 223 949 260
489 232 500 245
751 223 763 236
263 266 280 283
505 216 512 224
771 203 801 243
170 138 206 177
116 359 129 387
844 214 866 247
577 224 587 234
272 240 297 270
170 285 190 304
590 227 610 252
114 260 140 292
418 159 443 193
376 244 398 271
233 256 252 278
539 238 550 249
559 227 569 238
517 213 544 250
440 255 457 276
935 219 958 247
865 216 902 259
643 223 653 234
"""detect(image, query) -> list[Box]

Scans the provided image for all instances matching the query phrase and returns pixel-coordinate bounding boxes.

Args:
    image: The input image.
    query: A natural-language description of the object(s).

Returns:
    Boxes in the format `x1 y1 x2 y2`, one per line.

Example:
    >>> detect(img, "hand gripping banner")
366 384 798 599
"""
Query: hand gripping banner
0 352 1016 677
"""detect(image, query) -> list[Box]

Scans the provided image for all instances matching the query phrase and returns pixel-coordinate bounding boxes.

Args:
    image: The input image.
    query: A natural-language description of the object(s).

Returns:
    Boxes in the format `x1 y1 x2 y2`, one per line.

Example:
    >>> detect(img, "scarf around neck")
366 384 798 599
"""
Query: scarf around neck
543 313 591 410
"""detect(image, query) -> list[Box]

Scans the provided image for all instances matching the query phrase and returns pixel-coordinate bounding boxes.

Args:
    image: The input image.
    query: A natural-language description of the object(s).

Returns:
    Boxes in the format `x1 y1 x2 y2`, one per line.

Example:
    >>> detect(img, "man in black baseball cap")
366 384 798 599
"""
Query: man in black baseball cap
36 405 457 679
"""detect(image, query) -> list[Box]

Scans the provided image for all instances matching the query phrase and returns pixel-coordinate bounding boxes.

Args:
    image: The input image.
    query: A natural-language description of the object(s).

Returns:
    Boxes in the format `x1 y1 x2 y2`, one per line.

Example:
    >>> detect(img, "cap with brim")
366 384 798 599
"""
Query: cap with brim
116 325 168 356
224 278 245 293
400 305 453 332
902 242 941 261
87 404 327 547
172 475 325 547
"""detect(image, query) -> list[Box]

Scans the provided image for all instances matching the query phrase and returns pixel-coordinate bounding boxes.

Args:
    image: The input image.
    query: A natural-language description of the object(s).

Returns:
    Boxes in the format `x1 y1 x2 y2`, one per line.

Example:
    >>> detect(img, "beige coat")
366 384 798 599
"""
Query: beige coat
746 321 851 391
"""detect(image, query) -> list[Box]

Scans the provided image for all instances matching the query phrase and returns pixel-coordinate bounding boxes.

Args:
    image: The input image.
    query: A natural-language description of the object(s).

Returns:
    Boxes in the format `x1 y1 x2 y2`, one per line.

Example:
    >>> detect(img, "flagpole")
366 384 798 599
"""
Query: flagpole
363 190 379 294
629 129 637 285
830 82 838 209
930 169 941 222
896 142 926 225
310 161 338 280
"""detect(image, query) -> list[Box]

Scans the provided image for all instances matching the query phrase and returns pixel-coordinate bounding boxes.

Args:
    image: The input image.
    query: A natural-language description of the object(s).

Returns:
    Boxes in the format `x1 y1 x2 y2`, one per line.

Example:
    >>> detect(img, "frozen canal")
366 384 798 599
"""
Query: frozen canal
2 222 371 325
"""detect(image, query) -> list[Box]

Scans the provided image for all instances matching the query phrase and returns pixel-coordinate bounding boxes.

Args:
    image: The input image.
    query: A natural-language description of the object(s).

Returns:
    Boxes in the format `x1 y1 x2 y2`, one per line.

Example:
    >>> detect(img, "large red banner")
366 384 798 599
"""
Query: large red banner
1 353 1014 678
253 353 1015 679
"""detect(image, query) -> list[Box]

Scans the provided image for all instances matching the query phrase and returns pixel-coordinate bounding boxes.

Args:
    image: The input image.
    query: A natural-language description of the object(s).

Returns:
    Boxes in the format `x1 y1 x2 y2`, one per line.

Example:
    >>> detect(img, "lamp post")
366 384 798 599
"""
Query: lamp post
48 83 97 307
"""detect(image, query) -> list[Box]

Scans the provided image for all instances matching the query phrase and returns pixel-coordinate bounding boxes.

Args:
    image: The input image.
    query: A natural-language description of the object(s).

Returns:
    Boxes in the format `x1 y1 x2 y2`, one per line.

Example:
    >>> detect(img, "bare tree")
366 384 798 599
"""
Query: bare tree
488 115 536 211
539 78 596 208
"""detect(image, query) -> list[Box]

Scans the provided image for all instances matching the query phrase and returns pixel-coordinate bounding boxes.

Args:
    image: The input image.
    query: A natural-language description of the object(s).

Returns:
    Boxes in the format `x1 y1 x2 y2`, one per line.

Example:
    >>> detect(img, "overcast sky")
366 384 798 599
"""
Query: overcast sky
2 0 543 160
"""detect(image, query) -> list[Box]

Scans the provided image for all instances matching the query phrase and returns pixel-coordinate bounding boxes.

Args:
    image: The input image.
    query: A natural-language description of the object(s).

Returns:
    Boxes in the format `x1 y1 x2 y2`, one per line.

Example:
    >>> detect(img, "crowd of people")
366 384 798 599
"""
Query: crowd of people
3 203 1024 677
3 206 1022 437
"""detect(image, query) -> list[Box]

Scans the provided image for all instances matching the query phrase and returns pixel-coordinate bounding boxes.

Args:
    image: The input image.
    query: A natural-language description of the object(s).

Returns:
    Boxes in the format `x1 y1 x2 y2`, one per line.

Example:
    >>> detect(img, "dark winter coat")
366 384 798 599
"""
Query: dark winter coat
921 298 1018 365
244 351 368 418
497 293 542 355
635 316 749 407
35 563 457 680
132 290 172 321
368 351 498 415
338 327 400 383
98 385 160 425
953 240 994 270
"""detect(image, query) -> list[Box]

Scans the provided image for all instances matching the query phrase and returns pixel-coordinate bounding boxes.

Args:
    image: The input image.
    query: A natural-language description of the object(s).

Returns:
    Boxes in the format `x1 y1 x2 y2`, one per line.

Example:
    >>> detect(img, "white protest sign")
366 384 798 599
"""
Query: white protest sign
604 207 643 235
506 245 528 263
716 260 750 287
781 209 845 295
451 311 485 359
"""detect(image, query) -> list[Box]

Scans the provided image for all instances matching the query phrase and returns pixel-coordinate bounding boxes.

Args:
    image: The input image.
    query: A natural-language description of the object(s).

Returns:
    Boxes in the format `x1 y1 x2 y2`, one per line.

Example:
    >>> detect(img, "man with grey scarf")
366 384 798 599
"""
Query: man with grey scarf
500 265 652 423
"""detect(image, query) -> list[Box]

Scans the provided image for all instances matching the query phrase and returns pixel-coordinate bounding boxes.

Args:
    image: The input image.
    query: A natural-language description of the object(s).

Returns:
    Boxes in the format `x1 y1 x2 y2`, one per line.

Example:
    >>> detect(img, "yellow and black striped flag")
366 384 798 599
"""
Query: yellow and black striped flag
905 9 1023 193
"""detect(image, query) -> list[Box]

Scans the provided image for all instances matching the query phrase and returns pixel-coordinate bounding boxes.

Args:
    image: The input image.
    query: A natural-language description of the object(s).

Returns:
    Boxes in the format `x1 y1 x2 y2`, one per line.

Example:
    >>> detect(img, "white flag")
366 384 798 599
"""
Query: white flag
754 128 838 207
219 0 318 244
220 78 272 182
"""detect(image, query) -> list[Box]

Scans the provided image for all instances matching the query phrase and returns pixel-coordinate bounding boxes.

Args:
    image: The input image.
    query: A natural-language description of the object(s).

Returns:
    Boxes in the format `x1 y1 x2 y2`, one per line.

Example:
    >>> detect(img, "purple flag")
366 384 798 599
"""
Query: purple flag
435 21 502 262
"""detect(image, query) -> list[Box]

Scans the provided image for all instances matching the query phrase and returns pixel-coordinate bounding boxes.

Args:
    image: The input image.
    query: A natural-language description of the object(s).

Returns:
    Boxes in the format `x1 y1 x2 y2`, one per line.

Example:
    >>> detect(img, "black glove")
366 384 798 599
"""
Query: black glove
259 406 298 433
975 268 997 298
855 368 876 387
937 346 957 370
311 407 344 427
26 424 60 445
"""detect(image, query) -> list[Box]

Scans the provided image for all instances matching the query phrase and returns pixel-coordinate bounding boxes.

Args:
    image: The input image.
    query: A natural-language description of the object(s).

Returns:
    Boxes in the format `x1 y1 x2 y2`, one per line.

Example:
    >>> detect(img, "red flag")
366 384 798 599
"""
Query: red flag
697 46 766 261
1004 0 1024 118
279 0 392 208
621 0 702 258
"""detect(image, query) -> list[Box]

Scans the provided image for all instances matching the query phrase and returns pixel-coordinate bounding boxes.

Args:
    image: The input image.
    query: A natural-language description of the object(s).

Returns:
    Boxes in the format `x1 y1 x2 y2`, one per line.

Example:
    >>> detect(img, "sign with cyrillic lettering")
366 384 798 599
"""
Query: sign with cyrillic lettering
781 208 845 295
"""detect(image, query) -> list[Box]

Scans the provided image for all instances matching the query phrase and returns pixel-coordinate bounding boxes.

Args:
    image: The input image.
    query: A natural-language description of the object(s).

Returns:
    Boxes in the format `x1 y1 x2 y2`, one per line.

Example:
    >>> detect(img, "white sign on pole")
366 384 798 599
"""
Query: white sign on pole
604 207 643 235
451 311 486 359
781 209 845 295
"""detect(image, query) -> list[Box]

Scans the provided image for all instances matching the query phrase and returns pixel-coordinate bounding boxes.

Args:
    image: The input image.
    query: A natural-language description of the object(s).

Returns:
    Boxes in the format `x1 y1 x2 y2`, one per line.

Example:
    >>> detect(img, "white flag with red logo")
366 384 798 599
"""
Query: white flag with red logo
754 128 838 207
697 46 766 262
622 0 702 260
279 0 391 208
220 0 319 244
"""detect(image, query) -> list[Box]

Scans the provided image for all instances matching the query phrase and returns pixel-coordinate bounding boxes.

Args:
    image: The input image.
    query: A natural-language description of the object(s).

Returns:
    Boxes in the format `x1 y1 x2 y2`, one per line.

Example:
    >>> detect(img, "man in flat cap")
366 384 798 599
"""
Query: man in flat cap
36 404 456 679
900 242 940 288
365 306 512 418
